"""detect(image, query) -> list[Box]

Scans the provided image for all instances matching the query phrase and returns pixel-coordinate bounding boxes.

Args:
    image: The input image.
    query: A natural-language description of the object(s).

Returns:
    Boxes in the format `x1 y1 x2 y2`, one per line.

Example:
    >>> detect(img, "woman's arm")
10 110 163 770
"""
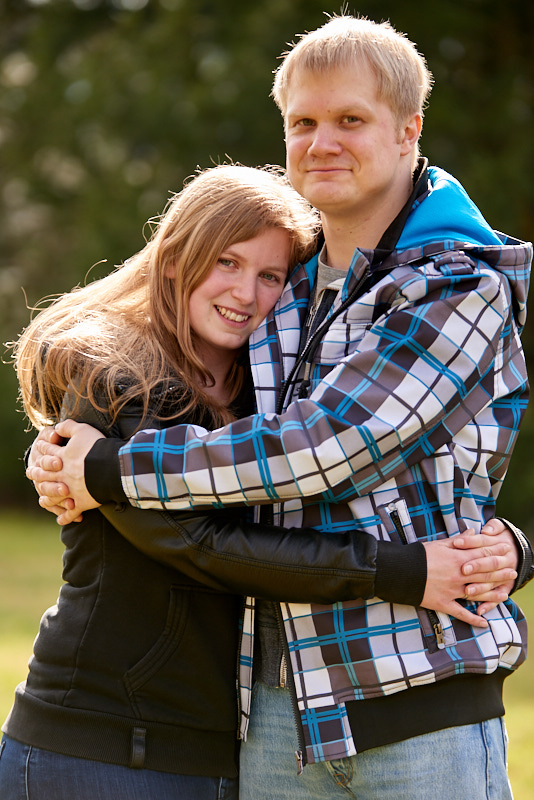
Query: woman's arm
99 499 518 628
27 422 521 623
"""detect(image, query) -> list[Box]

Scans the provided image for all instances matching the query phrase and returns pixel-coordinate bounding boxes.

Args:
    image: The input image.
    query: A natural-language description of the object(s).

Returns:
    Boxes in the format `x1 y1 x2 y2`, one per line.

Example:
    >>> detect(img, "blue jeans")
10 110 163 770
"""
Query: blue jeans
0 735 238 800
239 683 513 800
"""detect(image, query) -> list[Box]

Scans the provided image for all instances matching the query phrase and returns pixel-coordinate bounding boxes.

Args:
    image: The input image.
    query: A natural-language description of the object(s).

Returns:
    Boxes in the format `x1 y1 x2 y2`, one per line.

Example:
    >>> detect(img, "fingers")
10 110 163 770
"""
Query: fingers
56 507 84 526
476 586 513 616
462 554 516 582
39 426 65 446
435 601 489 629
36 439 66 466
480 518 506 535
26 465 70 488
39 494 75 511
453 532 511 552
34 480 71 498
54 418 84 439
38 496 83 524
463 582 510 601
38 497 69 516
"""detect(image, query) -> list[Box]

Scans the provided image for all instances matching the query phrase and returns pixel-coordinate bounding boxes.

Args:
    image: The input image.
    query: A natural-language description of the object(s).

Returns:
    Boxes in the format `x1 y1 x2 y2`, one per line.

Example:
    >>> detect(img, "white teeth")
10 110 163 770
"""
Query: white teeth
216 306 250 323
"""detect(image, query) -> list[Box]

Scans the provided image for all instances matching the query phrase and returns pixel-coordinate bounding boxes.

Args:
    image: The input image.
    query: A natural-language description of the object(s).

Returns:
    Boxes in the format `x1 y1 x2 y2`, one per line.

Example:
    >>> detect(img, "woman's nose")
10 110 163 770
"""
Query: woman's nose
230 275 256 305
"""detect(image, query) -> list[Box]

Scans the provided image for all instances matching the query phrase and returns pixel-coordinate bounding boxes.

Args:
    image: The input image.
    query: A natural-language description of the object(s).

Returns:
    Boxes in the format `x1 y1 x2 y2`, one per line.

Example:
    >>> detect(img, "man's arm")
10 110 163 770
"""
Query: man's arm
107 268 524 511
31 267 522 520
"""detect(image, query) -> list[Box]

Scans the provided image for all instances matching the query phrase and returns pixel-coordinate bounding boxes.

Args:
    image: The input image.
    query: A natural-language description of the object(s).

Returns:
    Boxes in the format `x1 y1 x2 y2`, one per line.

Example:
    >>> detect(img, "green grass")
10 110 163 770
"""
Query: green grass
0 511 533 796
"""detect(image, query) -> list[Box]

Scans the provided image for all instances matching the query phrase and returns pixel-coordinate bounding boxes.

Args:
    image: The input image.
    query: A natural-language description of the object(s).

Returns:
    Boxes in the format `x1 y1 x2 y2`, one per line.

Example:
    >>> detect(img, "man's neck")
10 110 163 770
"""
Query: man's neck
320 167 417 270
320 217 381 269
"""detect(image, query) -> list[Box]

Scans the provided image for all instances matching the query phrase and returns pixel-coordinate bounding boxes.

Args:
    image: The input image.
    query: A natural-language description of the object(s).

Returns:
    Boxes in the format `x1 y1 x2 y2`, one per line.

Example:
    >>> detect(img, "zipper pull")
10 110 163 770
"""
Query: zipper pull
295 749 304 776
279 653 287 688
433 621 445 647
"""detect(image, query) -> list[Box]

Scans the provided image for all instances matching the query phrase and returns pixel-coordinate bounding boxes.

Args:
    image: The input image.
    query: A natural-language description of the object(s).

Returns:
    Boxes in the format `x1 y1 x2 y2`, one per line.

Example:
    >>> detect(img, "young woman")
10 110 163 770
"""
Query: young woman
2 164 521 800
0 164 321 800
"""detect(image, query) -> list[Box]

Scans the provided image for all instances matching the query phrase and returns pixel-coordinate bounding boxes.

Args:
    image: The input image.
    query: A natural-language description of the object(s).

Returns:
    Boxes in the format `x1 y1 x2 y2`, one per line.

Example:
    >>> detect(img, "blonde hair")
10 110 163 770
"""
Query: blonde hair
15 164 319 430
272 15 433 161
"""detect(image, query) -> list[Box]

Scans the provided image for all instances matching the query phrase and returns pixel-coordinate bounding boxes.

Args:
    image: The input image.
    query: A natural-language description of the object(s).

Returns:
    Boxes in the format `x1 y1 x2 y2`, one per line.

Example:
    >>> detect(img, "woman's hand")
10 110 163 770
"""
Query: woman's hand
422 520 518 627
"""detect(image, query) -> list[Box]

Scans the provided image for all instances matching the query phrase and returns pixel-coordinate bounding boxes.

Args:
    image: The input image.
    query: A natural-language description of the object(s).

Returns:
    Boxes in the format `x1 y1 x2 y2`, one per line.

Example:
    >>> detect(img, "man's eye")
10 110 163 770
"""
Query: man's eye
296 118 315 127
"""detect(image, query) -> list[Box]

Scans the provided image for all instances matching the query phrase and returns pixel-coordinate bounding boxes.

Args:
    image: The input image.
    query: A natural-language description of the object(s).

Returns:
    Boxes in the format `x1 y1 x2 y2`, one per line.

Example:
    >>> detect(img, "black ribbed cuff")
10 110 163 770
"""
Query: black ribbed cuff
374 540 427 606
85 438 126 505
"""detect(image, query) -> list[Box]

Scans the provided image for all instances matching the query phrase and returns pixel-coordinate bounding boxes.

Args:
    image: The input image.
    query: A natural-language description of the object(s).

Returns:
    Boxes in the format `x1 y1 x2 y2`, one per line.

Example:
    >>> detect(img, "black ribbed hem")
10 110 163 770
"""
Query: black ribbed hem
85 438 126 505
375 540 427 606
3 687 238 778
346 669 507 752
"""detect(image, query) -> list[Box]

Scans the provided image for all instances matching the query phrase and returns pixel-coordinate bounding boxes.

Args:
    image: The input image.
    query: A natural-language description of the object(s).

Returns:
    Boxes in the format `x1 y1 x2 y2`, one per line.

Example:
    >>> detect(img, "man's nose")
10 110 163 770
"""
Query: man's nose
308 124 342 156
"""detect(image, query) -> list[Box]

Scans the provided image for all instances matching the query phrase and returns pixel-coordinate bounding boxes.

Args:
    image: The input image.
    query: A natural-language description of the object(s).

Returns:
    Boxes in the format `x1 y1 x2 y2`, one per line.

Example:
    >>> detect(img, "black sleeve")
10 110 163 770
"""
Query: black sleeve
85 437 126 504
77 391 427 607
100 501 427 606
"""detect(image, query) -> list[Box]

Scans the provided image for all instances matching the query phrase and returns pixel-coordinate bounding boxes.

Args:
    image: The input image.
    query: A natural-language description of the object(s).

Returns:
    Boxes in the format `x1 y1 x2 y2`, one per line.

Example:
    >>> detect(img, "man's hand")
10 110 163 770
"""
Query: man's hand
26 419 105 524
422 520 517 628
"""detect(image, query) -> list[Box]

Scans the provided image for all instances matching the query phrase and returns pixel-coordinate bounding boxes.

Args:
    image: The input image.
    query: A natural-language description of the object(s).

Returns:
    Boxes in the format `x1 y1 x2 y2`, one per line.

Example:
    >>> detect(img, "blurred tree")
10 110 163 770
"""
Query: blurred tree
1 0 533 528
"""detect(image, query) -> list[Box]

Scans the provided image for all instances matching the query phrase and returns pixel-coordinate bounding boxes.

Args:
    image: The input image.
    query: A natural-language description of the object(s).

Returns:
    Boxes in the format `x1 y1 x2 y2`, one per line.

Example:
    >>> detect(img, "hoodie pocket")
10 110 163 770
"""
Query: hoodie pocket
124 584 240 727
379 499 457 653
124 586 189 717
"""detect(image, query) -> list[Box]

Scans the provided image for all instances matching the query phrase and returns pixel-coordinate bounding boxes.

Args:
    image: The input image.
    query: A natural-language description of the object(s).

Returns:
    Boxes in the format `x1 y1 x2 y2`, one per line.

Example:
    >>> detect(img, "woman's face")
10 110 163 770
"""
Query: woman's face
188 227 291 371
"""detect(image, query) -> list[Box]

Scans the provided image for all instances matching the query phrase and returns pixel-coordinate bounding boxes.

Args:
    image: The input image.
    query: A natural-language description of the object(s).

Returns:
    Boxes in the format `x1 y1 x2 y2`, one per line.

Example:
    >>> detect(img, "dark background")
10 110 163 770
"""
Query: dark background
1 0 533 530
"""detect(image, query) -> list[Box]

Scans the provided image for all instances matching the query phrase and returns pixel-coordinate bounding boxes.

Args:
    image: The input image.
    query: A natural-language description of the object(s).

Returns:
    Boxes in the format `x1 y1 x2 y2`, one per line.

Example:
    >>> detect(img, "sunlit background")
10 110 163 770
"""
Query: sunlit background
0 0 533 796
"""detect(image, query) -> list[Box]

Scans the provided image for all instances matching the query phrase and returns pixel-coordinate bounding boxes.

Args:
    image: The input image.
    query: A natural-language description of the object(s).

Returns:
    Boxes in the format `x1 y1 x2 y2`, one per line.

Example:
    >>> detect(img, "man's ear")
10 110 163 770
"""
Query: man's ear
400 113 422 155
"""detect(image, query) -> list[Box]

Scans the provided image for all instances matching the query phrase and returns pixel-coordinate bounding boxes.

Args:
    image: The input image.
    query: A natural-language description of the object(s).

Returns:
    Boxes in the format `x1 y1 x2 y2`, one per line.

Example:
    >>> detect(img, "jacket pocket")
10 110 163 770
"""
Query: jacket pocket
124 586 189 717
378 499 457 653
124 584 240 729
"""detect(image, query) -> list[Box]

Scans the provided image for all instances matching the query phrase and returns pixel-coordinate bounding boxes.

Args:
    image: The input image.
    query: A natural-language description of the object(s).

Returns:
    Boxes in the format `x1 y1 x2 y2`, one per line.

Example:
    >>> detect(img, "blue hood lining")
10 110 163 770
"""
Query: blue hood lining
397 166 503 250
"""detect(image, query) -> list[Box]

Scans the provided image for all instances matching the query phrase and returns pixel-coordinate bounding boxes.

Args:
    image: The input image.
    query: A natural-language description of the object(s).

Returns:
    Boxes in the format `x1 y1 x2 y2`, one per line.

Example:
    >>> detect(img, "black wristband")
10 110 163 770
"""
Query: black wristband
496 517 534 593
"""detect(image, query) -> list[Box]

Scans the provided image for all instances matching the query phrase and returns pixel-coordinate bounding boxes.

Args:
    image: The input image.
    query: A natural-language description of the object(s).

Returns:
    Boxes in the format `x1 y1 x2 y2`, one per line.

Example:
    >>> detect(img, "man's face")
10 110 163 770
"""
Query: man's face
284 61 419 228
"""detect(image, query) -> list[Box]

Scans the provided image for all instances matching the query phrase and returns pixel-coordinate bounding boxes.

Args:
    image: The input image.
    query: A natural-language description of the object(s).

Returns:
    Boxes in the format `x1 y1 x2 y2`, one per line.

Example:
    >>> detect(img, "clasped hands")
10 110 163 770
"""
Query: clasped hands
27 420 518 629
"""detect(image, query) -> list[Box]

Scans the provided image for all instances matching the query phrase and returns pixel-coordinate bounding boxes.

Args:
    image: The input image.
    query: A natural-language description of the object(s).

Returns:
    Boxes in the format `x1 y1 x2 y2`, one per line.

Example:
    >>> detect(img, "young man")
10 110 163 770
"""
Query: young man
29 16 532 799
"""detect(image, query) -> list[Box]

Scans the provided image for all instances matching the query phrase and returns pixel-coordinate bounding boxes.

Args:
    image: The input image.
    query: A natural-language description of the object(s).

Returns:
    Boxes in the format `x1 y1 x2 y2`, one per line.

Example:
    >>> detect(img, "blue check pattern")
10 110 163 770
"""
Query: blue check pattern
119 168 531 763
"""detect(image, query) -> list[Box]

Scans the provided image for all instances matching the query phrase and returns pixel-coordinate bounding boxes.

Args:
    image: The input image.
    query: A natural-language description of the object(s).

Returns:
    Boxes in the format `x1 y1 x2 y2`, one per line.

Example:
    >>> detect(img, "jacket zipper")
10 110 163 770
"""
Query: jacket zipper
275 603 307 775
269 265 372 772
279 652 287 688
235 596 246 740
387 503 445 648
276 266 371 414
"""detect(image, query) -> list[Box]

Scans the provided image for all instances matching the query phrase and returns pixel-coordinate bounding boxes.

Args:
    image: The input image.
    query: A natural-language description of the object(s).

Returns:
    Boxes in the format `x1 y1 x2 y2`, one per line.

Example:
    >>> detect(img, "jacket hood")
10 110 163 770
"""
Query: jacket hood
393 166 532 330
399 166 502 248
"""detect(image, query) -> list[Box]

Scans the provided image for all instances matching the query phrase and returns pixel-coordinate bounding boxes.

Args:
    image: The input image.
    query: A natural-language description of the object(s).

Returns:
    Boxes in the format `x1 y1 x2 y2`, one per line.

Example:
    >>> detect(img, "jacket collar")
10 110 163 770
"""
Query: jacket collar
370 157 429 267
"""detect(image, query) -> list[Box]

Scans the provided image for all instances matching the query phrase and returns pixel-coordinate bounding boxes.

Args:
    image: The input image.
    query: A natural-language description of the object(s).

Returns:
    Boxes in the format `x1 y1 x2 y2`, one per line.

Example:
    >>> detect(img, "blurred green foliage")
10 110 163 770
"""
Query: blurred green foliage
1 0 533 528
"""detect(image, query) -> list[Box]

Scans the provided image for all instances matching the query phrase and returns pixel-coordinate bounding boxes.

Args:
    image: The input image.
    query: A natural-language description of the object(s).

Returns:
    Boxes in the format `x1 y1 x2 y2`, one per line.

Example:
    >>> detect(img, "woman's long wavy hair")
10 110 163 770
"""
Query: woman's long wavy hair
14 164 319 430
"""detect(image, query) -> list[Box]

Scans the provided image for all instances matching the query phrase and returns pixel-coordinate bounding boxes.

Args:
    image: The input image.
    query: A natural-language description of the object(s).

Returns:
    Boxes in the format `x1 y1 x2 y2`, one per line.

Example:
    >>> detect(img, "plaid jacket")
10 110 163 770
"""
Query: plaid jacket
119 167 531 764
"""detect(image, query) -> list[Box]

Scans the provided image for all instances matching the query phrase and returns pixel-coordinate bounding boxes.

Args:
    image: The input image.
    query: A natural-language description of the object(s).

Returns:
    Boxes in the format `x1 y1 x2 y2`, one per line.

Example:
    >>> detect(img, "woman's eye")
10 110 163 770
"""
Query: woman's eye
218 258 235 268
261 272 281 283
